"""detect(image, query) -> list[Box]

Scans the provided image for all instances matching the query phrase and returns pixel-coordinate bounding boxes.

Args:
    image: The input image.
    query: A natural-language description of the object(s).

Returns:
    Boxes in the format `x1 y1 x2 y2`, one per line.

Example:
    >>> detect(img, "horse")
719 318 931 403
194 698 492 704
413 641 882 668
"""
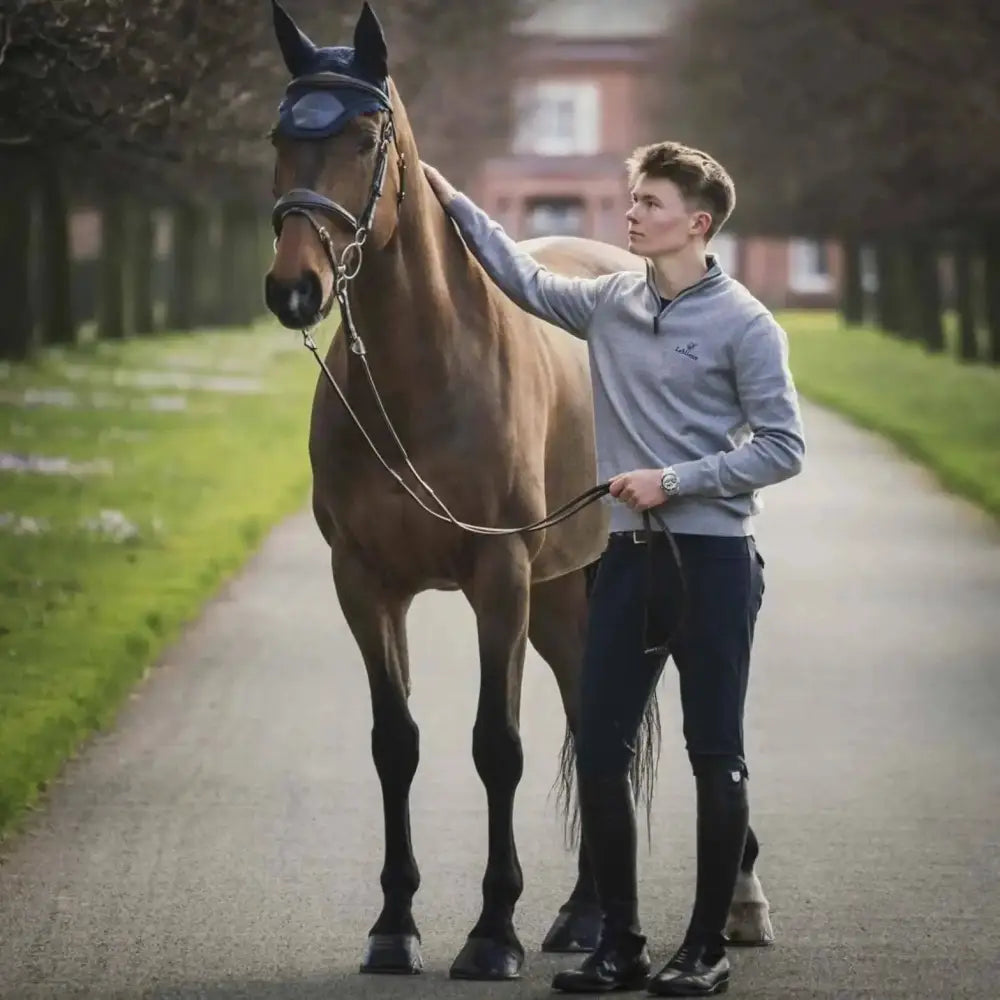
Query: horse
263 1 773 980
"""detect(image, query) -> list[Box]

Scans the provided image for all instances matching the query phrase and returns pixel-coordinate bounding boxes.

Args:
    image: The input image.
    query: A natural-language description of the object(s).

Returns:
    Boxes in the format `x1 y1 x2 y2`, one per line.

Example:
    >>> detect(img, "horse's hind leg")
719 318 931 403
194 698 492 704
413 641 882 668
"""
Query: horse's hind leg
527 566 603 954
331 551 422 975
725 824 776 945
449 539 531 981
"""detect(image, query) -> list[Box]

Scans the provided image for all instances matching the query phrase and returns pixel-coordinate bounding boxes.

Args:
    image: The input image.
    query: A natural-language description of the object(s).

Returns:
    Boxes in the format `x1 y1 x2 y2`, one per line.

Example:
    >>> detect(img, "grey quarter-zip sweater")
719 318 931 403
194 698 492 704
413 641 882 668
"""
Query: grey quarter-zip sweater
445 192 806 537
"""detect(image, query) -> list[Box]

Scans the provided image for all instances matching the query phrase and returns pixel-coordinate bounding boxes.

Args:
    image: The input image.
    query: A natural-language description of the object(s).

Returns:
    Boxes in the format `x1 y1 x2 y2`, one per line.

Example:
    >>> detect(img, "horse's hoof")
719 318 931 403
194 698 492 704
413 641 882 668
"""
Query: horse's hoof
449 937 524 980
540 902 603 953
360 933 423 974
724 869 774 947
724 901 774 946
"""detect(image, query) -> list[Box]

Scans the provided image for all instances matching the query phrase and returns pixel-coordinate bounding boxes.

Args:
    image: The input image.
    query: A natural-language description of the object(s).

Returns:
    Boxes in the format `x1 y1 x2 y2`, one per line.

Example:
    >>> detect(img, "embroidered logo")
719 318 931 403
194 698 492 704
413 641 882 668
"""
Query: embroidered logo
674 341 699 361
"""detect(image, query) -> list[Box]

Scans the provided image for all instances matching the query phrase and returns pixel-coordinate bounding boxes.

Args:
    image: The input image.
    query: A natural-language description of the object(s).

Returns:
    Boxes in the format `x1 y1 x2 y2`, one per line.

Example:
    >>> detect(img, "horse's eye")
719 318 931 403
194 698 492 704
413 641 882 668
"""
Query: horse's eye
359 135 376 155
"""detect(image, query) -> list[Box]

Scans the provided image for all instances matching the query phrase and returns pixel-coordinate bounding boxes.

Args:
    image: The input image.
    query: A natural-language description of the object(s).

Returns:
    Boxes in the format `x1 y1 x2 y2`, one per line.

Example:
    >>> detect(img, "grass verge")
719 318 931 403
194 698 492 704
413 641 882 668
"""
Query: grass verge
0 322 322 840
780 310 1000 522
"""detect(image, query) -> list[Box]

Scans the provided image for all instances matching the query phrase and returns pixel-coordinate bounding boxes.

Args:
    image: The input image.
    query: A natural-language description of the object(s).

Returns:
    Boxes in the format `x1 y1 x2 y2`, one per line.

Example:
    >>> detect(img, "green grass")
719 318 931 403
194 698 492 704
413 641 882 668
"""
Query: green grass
780 310 1000 522
0 322 324 840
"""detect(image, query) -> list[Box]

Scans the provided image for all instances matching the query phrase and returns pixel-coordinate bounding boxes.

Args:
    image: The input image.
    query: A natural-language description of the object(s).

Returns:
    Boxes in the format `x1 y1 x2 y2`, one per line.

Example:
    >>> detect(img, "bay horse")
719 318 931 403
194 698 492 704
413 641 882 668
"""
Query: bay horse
263 0 773 980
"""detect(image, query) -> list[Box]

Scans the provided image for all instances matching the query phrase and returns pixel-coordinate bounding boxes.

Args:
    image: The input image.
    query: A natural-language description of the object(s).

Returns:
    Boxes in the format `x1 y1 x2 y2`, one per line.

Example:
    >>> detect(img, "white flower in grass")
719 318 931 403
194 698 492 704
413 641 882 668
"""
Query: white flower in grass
0 512 50 535
81 509 141 542
99 427 149 443
142 395 188 412
0 453 113 476
22 388 78 408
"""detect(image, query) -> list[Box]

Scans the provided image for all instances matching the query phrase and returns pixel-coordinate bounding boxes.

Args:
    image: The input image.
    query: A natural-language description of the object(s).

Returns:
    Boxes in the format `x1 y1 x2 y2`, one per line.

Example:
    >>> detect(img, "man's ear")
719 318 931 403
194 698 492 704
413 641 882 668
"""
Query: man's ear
691 211 713 238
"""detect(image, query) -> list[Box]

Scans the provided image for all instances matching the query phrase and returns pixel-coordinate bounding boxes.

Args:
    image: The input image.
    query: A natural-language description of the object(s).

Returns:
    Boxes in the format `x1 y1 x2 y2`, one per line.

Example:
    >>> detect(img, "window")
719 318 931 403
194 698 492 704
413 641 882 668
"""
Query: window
709 233 737 276
788 239 834 293
513 81 600 156
524 198 585 238
494 197 517 235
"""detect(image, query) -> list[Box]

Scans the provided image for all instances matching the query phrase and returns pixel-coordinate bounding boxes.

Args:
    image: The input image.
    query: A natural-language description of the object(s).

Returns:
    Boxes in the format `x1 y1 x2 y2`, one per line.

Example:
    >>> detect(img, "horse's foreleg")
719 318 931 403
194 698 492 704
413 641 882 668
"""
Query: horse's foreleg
449 540 530 981
332 552 422 975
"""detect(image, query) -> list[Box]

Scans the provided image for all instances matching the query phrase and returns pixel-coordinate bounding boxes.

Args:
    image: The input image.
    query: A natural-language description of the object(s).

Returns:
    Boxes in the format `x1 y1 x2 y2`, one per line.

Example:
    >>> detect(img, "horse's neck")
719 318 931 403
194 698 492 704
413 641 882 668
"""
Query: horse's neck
348 183 496 379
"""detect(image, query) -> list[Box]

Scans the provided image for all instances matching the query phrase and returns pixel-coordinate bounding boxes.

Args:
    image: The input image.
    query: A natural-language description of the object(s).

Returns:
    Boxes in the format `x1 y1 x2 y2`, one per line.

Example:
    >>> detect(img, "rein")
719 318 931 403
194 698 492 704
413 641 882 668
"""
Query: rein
270 71 684 655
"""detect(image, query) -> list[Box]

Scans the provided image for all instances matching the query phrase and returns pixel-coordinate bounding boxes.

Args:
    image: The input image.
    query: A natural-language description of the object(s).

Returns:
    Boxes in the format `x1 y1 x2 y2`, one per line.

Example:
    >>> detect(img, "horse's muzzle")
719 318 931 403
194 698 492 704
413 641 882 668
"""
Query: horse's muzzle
264 269 325 330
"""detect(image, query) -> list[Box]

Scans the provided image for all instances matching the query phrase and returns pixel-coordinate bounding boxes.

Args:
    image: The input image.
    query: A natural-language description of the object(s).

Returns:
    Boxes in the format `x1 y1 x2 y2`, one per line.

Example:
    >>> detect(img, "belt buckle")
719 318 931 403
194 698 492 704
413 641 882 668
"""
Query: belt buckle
630 529 646 544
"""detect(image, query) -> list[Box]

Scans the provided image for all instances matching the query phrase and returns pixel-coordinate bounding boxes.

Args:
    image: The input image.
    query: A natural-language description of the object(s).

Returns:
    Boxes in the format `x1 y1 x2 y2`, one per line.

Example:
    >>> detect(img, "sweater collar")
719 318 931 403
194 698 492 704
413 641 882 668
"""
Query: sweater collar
644 253 723 304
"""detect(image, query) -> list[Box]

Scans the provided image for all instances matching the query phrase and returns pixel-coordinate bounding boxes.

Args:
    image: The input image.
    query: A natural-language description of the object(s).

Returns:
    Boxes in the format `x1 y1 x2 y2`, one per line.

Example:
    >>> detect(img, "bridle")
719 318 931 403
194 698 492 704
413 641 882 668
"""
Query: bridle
269 71 683 656
271 72 407 321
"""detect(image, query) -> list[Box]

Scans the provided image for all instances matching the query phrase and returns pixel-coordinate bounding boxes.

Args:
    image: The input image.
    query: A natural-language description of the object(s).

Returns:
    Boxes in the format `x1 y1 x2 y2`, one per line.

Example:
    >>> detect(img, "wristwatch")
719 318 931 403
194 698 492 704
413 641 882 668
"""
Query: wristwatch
660 466 680 497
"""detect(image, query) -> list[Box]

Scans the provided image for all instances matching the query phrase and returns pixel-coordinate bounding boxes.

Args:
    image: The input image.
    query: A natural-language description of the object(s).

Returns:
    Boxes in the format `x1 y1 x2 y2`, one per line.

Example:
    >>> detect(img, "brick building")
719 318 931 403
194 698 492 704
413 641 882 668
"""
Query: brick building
468 0 844 309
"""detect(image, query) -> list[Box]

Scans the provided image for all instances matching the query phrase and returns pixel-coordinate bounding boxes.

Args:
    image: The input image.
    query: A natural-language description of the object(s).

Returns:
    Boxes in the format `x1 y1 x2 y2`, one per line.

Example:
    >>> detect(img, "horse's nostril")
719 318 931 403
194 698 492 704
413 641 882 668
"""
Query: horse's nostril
296 270 322 317
264 270 324 328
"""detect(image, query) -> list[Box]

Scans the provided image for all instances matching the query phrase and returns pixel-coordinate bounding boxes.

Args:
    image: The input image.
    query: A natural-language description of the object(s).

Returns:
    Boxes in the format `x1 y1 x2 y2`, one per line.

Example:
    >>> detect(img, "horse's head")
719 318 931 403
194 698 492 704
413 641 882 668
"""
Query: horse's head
264 1 408 329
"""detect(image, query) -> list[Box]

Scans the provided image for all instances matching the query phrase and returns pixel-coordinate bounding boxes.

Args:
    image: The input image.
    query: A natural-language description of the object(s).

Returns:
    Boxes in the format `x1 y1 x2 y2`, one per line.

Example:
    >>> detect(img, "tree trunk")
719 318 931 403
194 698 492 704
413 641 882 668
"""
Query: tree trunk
238 206 264 325
0 152 36 360
874 240 904 335
131 205 155 334
953 240 979 362
195 207 220 327
840 237 865 325
984 223 1000 366
98 193 128 339
38 155 76 346
897 241 921 342
167 200 199 331
219 201 250 326
907 240 944 352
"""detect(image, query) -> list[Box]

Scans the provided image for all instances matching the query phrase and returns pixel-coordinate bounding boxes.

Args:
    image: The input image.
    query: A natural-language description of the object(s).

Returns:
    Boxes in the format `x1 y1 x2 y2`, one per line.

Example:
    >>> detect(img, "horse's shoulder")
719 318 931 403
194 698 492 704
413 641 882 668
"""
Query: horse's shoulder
516 235 645 281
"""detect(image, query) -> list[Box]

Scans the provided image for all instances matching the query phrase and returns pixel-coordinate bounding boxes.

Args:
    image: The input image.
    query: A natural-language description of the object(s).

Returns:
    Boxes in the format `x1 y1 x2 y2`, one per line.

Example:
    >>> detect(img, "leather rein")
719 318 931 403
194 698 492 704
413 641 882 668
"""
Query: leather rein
270 72 682 654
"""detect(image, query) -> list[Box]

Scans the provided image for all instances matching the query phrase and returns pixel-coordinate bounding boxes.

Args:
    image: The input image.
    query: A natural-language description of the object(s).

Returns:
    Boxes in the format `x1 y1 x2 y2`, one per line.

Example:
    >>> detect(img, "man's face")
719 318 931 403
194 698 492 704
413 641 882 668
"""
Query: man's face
625 174 711 257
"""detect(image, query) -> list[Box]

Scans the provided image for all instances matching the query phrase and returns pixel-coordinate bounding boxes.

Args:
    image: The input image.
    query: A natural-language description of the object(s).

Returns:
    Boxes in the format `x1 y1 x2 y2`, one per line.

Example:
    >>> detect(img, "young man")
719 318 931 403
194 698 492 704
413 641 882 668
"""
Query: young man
422 142 805 996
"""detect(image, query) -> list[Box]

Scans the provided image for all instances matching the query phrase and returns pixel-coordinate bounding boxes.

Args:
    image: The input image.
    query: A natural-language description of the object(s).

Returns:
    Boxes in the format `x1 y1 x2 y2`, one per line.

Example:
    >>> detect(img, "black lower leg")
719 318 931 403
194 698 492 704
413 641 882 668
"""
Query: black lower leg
686 757 750 956
470 714 525 943
369 694 420 937
449 710 526 980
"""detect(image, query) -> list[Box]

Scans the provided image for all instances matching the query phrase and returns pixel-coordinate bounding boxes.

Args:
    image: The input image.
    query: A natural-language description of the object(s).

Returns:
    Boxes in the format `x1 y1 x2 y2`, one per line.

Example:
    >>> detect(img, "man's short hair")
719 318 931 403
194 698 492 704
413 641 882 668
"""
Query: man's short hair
625 141 735 240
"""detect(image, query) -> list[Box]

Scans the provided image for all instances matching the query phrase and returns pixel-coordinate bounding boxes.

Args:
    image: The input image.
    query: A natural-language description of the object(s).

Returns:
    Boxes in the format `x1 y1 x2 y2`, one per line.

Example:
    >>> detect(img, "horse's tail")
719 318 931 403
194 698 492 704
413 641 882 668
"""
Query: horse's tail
553 556 663 848
555 697 662 849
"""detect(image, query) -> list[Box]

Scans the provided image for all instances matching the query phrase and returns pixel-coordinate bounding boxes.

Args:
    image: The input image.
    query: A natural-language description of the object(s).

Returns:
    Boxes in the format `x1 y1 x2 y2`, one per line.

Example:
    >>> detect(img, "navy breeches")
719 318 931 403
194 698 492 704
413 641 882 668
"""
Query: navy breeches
576 532 766 779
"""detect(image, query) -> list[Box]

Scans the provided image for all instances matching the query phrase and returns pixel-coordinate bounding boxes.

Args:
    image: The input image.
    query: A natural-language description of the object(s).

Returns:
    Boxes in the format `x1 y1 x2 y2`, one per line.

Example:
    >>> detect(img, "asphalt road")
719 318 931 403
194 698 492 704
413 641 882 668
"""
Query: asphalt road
2 400 999 999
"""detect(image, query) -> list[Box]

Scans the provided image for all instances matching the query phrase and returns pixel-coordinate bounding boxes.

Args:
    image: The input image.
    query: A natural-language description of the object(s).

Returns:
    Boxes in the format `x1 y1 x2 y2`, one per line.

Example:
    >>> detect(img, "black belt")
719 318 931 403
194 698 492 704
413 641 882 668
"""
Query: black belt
608 511 686 656
609 529 665 544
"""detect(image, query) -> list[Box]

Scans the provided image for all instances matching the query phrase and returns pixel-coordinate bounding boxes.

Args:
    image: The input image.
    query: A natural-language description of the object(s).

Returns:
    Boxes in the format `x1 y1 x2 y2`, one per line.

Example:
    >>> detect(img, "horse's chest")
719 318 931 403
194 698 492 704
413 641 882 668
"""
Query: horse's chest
319 458 475 587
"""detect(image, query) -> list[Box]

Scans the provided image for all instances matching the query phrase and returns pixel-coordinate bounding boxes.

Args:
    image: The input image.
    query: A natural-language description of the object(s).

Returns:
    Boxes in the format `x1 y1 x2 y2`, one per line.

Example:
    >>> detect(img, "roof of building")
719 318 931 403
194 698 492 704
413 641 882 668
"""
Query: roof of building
514 0 681 39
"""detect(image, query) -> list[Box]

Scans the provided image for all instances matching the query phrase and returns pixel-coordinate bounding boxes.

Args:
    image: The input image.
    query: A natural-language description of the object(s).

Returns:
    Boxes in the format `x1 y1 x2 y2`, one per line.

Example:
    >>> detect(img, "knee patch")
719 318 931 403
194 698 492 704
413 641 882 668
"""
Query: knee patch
689 752 748 782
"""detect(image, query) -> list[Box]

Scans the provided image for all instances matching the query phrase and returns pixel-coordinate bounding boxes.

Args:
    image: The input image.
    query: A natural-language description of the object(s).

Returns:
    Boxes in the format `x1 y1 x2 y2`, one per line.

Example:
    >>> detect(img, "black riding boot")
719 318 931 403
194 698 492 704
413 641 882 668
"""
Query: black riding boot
648 762 749 997
551 773 651 993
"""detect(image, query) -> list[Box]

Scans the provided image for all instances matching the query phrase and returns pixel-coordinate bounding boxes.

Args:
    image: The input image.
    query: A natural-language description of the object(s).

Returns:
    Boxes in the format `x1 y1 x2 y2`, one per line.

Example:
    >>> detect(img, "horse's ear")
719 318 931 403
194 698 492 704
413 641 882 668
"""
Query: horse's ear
272 0 318 77
353 2 388 80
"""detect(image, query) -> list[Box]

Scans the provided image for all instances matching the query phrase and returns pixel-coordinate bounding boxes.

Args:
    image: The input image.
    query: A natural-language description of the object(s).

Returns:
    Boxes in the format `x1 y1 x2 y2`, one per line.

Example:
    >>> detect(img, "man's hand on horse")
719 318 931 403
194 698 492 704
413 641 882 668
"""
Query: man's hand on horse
422 162 459 206
609 469 670 511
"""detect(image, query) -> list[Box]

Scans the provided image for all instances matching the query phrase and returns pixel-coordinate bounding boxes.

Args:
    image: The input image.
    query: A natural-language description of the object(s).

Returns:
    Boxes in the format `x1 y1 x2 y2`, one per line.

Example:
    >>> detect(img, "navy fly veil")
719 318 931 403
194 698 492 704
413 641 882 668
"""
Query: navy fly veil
274 45 391 141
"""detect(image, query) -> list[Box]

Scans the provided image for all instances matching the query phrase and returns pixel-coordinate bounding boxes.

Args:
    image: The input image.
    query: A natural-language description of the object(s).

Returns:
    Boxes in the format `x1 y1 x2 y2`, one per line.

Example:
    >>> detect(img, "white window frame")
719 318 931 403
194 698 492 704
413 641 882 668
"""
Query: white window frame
788 239 834 294
513 81 600 157
524 198 585 238
709 233 737 275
